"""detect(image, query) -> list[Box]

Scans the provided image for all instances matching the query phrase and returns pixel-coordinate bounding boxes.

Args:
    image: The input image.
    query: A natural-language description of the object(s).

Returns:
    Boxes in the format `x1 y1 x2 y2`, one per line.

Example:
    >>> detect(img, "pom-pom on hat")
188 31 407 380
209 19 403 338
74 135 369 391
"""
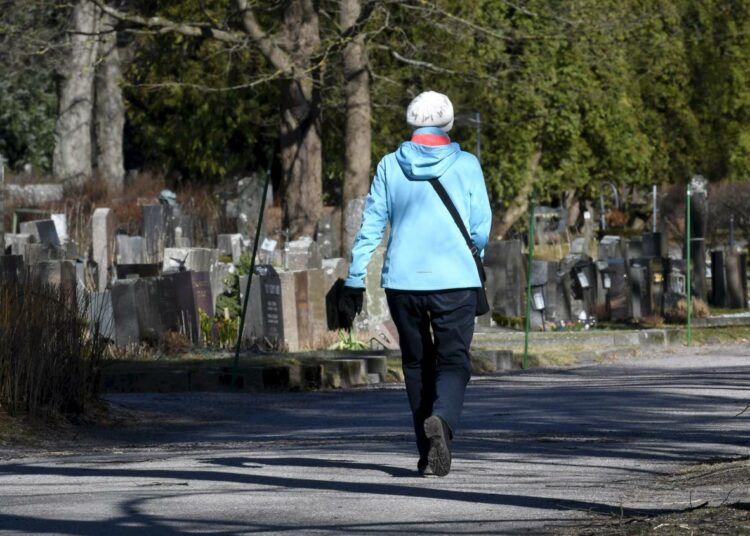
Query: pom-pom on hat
406 91 454 132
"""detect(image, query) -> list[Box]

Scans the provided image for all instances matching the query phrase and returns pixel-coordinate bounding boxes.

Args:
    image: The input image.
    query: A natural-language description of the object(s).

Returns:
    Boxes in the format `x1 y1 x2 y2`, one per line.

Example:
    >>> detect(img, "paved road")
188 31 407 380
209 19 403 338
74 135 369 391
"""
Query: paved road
1 344 749 534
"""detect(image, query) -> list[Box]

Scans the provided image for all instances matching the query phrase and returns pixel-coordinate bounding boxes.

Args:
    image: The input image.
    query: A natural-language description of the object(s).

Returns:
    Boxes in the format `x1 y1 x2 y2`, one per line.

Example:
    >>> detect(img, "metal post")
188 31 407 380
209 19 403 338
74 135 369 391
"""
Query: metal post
231 171 272 390
523 197 536 370
686 185 692 346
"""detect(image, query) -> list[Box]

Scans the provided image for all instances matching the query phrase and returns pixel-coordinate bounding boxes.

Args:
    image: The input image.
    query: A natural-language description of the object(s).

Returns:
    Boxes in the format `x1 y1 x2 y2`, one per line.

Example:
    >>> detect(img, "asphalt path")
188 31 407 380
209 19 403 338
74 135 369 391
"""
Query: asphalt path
1 344 749 534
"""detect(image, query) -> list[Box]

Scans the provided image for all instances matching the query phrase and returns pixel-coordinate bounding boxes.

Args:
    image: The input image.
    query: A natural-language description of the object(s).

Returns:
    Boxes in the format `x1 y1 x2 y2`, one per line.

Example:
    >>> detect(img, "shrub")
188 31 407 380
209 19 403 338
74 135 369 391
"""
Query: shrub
0 276 107 419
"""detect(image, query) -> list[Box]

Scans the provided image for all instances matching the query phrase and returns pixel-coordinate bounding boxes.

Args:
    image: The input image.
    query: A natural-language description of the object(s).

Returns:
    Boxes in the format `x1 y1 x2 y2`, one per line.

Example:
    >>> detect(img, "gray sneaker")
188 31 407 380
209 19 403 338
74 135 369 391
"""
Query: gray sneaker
424 415 452 477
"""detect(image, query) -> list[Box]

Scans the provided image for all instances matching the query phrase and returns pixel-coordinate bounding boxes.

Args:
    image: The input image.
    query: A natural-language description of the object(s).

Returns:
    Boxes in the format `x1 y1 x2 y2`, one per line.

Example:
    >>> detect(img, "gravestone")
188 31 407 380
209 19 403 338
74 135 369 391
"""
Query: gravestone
529 260 549 329
689 175 708 301
115 264 161 280
116 235 146 265
629 260 647 320
210 261 235 309
316 210 341 259
0 255 24 284
19 219 60 248
355 246 390 334
710 249 727 308
24 242 65 266
605 259 630 321
50 213 68 245
598 235 626 262
142 204 165 264
285 237 323 270
276 270 300 351
217 233 243 264
240 265 285 346
4 233 35 256
343 196 366 259
88 291 114 341
92 208 116 292
627 239 643 259
163 247 220 274
30 260 77 303
0 154 4 251
111 279 141 345
322 257 348 292
164 270 214 344
725 251 746 309
642 232 666 259
484 240 524 319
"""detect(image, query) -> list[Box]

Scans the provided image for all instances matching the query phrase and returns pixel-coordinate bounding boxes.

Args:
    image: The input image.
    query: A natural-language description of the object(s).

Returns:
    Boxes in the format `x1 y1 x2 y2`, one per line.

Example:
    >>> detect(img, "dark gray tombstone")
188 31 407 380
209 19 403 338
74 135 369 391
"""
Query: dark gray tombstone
19 219 60 248
484 240 524 319
629 260 647 320
642 232 666 259
142 204 165 264
606 259 630 321
0 255 24 284
710 249 727 308
725 252 746 309
241 265 285 345
115 264 161 280
111 280 140 346
627 239 643 260
646 257 665 317
166 271 214 344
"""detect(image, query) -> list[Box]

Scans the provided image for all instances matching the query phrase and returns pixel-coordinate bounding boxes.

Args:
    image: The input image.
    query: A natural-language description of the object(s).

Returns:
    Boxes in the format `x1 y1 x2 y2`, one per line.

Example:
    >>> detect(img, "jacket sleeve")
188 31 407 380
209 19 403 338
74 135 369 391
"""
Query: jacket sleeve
344 162 389 288
469 158 492 254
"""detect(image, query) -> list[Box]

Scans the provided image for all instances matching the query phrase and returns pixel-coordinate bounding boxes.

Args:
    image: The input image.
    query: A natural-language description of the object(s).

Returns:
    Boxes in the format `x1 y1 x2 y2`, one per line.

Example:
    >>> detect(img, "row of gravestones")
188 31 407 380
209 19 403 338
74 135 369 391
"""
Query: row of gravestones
483 233 748 330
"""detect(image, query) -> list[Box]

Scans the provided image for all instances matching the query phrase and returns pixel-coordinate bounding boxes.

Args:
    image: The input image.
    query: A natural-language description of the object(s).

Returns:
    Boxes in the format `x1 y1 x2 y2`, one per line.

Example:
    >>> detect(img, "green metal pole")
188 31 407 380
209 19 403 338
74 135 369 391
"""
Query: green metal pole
686 185 692 346
523 197 536 370
231 171 272 390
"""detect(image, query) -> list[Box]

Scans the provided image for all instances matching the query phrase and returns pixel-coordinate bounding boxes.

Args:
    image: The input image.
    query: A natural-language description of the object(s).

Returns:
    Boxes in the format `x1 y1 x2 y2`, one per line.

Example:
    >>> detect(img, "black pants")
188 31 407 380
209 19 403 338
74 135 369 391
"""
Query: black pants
385 288 477 459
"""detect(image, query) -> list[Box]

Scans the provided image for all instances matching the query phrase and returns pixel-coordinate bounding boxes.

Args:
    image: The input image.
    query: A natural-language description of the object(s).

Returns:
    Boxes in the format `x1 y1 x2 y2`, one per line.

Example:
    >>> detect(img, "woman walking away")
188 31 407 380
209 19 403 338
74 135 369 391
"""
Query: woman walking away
338 91 491 477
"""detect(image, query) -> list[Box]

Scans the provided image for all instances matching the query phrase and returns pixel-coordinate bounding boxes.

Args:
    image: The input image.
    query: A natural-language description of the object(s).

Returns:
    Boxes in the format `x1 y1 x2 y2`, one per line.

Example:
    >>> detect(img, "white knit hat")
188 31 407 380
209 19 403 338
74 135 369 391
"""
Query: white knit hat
406 91 454 132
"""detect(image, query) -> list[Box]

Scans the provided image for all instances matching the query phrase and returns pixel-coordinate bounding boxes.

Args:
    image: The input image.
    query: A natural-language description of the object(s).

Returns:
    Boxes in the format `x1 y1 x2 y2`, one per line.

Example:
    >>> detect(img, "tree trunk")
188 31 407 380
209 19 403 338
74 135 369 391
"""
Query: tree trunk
279 1 322 239
340 0 372 258
53 0 99 188
95 11 125 194
494 148 542 239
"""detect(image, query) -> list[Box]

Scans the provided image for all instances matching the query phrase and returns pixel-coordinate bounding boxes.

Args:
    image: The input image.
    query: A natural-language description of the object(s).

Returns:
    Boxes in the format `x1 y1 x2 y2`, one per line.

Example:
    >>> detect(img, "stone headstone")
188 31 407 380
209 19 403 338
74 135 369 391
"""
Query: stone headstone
0 255 24 284
598 235 625 262
725 252 746 309
111 279 141 346
322 257 348 292
217 233 243 264
484 240 524 319
92 208 116 292
277 270 301 351
642 232 665 259
142 204 165 264
355 246 390 333
710 249 727 308
50 213 68 245
240 265 285 346
116 235 146 265
115 263 161 280
4 233 35 256
19 219 60 248
163 247 220 274
570 237 587 255
627 239 643 259
629 260 647 320
165 270 214 344
89 290 115 340
24 242 65 266
285 237 323 270
605 259 630 321
30 260 77 300
316 210 341 259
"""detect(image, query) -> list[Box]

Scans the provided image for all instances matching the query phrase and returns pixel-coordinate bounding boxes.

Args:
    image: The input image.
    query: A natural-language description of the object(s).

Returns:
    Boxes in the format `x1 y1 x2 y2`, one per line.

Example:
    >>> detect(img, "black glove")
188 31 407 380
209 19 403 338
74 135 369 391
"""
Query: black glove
338 285 364 328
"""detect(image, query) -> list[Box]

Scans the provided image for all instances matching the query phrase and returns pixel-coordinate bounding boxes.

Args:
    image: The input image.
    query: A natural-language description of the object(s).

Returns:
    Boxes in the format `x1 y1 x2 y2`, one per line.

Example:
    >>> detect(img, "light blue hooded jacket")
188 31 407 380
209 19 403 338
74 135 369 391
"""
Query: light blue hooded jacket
344 127 492 291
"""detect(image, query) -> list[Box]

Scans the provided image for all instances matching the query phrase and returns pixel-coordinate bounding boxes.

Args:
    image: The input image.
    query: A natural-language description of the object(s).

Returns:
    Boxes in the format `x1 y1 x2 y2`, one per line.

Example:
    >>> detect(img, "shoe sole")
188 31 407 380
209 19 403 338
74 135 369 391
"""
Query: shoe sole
424 416 451 477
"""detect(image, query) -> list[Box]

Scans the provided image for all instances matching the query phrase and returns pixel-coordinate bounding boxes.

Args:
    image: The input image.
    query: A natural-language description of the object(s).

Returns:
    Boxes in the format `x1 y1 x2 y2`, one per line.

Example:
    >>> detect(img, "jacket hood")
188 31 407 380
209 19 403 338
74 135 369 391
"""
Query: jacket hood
395 129 461 181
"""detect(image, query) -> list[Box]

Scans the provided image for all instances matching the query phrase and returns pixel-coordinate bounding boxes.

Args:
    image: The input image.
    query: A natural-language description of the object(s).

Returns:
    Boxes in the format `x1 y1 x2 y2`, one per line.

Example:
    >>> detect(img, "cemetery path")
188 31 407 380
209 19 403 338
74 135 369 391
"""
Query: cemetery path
1 344 750 534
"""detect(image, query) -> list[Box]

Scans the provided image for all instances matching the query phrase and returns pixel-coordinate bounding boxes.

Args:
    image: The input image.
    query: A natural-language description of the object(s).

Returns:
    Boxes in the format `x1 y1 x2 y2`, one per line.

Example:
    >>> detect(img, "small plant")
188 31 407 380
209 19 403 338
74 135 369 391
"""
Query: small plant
328 330 367 351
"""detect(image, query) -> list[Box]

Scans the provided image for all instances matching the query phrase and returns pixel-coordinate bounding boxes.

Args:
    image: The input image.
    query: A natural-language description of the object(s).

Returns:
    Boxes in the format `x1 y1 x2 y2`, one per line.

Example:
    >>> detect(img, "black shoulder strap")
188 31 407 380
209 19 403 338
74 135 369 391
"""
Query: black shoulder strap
429 178 486 282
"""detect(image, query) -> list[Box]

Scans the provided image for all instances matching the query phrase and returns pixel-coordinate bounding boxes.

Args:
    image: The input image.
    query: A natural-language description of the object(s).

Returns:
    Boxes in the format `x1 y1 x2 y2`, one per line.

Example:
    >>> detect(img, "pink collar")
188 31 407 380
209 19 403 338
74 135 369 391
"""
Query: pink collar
411 132 451 146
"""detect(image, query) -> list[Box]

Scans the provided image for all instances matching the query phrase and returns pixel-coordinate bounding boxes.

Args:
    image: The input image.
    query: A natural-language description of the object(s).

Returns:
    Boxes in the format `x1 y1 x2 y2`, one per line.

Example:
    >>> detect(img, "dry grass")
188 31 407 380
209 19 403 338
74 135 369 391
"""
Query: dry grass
0 276 106 419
